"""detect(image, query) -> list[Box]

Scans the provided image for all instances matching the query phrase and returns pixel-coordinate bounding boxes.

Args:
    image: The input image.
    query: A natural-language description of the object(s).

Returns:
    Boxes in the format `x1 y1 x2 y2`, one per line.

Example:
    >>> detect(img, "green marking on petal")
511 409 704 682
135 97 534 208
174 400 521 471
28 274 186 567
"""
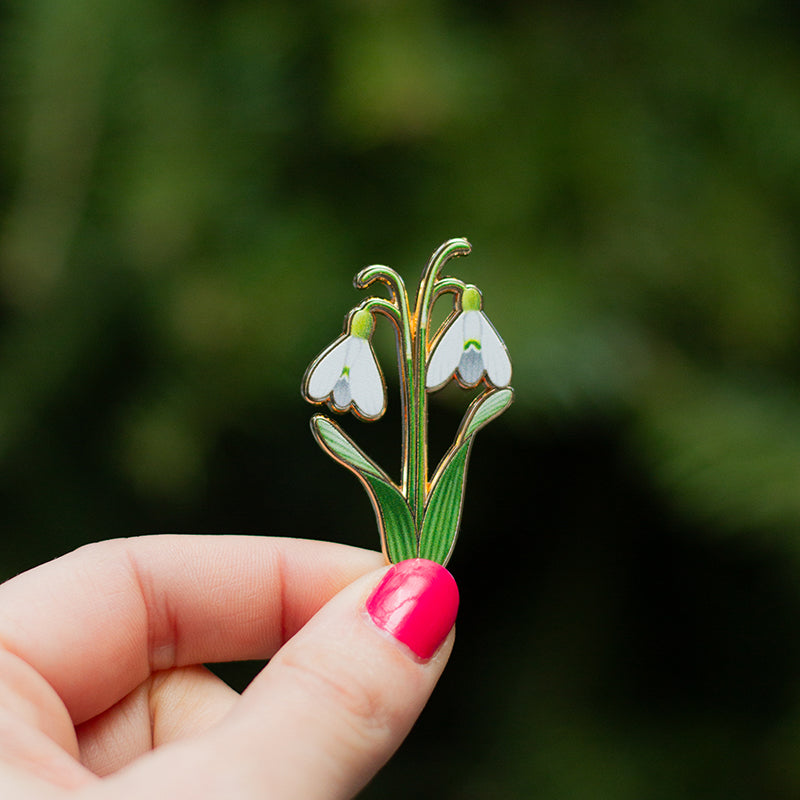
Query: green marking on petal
350 308 374 339
461 285 482 312
464 339 481 351
341 365 350 377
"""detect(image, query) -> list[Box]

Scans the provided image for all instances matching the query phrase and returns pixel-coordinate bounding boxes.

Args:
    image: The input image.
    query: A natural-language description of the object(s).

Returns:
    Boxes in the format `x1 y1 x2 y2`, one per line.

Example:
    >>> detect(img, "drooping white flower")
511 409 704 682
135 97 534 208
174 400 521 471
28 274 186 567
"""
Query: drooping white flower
426 286 512 391
304 308 386 419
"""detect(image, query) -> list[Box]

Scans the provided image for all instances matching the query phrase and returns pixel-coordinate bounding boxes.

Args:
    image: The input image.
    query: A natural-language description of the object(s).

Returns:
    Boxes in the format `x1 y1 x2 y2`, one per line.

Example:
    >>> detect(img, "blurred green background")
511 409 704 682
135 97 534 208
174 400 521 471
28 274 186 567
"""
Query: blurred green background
3 0 800 797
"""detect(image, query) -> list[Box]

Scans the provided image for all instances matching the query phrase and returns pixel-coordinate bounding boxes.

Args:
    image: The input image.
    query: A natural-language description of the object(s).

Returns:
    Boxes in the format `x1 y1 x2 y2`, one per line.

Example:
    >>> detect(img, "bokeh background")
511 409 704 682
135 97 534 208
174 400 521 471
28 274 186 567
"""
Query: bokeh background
3 1 800 797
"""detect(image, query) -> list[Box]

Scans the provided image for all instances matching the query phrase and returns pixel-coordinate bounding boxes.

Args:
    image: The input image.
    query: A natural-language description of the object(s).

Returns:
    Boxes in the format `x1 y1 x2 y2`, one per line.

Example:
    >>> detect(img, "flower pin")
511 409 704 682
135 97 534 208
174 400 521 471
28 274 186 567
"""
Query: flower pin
302 238 514 566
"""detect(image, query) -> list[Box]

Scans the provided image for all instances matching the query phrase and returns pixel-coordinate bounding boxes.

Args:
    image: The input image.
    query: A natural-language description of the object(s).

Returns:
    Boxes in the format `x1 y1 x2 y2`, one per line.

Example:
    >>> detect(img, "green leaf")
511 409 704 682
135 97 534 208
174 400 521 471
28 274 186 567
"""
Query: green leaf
418 388 514 565
462 387 514 440
362 474 417 562
311 415 384 479
418 444 470 564
310 415 417 562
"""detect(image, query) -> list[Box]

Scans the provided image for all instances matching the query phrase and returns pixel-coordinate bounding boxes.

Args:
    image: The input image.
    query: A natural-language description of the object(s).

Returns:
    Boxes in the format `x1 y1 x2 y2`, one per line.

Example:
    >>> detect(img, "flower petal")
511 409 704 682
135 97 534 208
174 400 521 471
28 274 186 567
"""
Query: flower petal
478 312 512 387
348 337 386 419
457 346 485 386
426 313 465 390
305 337 349 401
453 311 485 386
331 375 352 410
462 309 483 343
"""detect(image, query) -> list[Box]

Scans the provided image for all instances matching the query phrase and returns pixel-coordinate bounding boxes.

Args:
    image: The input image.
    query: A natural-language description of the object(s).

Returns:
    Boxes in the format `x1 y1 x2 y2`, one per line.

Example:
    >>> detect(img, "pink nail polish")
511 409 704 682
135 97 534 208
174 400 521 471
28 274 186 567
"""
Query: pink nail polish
366 559 459 660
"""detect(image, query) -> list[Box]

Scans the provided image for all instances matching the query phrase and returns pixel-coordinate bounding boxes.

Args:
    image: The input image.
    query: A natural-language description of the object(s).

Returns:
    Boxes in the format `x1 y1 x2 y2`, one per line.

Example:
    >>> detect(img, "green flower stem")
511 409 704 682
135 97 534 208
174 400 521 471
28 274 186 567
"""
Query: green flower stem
360 297 401 328
355 264 406 298
408 238 472 527
357 269 415 497
356 240 472 539
432 276 467 300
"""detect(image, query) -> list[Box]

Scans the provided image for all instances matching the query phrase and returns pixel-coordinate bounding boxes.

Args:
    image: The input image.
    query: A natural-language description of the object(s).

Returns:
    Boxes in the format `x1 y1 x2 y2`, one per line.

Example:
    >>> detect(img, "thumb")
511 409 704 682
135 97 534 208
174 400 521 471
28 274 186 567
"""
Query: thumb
106 559 459 800
242 558 459 799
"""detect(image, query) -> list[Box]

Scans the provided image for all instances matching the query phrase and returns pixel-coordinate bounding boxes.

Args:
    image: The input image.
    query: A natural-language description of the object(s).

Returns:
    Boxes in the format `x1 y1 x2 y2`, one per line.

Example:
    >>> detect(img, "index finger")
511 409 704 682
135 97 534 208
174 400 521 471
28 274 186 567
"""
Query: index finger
0 535 384 724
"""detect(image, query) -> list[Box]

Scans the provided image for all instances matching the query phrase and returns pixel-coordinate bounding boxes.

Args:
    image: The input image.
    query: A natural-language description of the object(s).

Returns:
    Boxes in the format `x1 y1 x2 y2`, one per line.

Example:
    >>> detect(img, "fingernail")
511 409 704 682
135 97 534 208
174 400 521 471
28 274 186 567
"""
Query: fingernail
366 559 459 660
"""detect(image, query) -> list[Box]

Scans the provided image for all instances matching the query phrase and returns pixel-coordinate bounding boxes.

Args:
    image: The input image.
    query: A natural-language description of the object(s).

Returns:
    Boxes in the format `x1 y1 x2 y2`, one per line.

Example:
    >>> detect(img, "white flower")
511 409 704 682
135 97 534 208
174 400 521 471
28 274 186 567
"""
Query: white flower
426 286 512 391
304 308 386 419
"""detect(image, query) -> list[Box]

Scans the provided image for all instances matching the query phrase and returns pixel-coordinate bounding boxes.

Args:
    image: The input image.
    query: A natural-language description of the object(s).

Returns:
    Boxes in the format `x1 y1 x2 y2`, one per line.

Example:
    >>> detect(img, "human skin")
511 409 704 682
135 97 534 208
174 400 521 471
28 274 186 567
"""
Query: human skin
0 535 457 799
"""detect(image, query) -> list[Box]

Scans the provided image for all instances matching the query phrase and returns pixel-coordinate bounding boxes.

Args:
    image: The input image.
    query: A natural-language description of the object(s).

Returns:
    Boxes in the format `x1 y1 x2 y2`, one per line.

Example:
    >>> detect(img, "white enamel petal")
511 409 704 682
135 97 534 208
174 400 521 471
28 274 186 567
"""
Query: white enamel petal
478 312 512 387
331 375 352 410
462 309 483 343
426 313 466 390
455 310 486 386
348 337 385 418
457 346 485 386
306 337 349 401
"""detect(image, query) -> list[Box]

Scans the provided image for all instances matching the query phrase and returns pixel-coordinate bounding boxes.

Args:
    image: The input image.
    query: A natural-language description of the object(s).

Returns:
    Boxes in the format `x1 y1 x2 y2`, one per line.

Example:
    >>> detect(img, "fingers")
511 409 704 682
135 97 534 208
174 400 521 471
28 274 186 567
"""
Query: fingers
102 559 459 800
0 540 458 800
0 535 384 725
77 666 238 777
0 648 94 789
0 707 95 792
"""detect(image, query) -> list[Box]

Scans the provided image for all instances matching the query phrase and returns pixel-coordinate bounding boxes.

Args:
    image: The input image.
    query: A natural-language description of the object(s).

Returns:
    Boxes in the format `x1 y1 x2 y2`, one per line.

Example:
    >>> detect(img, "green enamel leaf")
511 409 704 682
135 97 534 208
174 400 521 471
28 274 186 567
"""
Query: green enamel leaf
311 415 416 563
311 415 383 478
418 388 514 565
362 474 417 562
418 444 470 564
462 387 514 440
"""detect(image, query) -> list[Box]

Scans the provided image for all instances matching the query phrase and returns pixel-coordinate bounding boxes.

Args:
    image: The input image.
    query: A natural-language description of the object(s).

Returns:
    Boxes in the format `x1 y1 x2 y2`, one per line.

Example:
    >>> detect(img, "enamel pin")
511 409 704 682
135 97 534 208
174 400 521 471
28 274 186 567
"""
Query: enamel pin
302 238 513 566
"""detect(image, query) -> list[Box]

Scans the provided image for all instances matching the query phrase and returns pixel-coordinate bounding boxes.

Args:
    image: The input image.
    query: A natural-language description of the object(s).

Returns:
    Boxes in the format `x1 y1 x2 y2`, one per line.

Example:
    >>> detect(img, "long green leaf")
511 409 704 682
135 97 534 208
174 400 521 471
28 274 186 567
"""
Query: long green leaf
462 387 514 440
418 388 514 565
362 474 417 562
310 416 417 563
311 415 384 478
418 444 470 564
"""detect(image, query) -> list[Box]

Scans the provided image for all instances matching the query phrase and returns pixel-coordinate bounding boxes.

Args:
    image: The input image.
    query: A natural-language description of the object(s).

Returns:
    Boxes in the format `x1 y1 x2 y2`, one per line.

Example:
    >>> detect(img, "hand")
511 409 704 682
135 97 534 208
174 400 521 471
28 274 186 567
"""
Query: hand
0 535 458 799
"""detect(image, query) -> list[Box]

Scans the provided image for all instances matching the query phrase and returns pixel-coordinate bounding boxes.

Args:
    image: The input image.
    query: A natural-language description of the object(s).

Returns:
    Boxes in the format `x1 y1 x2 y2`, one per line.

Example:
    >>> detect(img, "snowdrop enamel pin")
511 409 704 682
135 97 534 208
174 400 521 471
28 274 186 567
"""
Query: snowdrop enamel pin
302 238 513 566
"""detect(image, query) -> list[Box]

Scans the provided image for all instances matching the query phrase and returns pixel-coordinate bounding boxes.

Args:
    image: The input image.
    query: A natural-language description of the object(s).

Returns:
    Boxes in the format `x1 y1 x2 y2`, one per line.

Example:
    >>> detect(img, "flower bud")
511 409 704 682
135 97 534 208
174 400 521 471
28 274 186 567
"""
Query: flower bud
461 285 482 312
350 308 375 339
